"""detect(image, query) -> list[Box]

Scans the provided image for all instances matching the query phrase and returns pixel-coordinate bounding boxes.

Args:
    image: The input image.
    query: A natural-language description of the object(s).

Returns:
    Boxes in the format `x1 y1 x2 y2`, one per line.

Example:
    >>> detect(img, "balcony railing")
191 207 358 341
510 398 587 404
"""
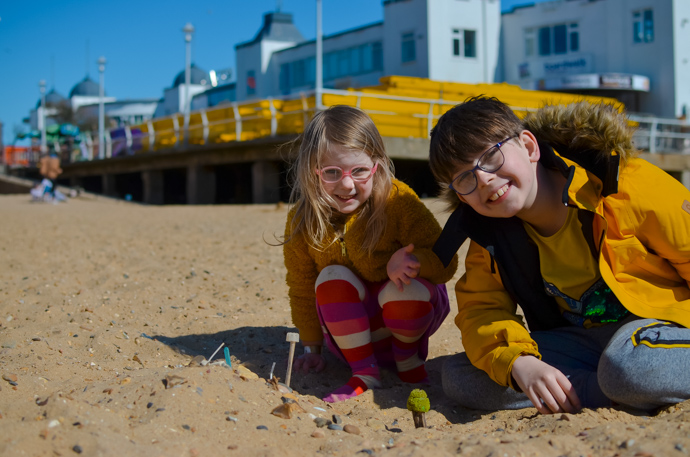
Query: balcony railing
629 115 690 154
6 77 689 168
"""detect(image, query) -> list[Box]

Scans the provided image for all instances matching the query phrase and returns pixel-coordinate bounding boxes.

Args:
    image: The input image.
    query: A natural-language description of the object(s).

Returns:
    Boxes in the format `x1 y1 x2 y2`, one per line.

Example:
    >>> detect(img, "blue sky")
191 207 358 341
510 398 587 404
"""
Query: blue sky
0 0 545 145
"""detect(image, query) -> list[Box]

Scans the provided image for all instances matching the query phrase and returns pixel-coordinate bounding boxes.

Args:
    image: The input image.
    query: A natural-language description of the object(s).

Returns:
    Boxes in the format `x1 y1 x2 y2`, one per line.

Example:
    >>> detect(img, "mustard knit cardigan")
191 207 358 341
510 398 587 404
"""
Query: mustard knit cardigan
283 179 458 343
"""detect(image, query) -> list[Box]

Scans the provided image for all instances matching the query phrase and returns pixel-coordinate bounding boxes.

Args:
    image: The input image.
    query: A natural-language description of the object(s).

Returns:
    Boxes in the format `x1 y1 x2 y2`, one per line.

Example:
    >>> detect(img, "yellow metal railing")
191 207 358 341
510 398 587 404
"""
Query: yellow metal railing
94 75 624 159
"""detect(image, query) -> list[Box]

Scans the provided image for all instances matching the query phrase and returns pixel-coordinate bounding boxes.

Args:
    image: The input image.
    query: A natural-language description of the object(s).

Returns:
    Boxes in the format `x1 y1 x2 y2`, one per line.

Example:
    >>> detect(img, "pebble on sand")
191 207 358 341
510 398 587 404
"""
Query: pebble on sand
343 425 360 435
271 404 294 419
163 374 187 389
366 418 385 431
237 365 259 380
314 417 331 428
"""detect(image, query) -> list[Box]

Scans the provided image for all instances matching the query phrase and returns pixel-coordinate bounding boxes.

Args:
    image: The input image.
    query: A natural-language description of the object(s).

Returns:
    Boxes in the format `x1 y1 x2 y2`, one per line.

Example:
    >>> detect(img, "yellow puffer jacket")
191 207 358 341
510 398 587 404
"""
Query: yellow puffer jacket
285 179 458 343
456 105 690 388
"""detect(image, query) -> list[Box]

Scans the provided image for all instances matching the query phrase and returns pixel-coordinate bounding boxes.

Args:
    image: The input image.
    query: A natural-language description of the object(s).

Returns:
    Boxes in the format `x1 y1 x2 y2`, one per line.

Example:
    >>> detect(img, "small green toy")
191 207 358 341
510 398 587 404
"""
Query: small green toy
406 389 430 428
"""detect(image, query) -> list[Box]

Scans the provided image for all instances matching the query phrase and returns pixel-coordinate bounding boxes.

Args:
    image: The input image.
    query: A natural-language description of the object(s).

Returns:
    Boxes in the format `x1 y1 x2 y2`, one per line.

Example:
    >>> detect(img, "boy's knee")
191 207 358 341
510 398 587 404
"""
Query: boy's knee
378 279 432 306
598 330 661 408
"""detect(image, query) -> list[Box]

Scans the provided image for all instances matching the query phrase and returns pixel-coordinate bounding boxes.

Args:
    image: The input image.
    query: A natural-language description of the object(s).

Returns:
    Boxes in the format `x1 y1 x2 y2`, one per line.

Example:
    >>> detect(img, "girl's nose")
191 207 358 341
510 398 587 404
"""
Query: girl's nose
340 175 356 188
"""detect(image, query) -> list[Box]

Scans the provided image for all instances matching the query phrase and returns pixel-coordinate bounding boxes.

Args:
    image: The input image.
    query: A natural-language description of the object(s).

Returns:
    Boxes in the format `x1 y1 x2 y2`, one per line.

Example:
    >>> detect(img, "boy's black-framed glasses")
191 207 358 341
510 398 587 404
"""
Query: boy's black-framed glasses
448 137 514 196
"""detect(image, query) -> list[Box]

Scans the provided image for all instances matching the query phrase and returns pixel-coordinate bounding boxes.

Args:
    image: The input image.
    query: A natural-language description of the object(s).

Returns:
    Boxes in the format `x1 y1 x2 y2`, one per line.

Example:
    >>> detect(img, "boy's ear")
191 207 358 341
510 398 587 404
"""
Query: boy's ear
519 130 540 163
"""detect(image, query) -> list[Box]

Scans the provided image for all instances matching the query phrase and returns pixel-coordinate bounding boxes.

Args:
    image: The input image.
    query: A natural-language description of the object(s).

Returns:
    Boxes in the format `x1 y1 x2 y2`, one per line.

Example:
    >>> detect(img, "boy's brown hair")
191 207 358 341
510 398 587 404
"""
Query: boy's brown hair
429 96 523 210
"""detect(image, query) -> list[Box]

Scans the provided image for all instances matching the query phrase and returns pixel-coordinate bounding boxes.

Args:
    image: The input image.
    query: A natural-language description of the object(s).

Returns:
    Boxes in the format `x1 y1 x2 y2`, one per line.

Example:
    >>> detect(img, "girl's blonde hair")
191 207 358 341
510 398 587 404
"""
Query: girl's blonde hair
287 105 394 254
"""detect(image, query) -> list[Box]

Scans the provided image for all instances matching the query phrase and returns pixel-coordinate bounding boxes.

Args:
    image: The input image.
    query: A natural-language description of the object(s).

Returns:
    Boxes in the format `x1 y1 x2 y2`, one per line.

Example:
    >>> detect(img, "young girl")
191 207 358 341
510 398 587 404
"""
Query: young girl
283 105 458 403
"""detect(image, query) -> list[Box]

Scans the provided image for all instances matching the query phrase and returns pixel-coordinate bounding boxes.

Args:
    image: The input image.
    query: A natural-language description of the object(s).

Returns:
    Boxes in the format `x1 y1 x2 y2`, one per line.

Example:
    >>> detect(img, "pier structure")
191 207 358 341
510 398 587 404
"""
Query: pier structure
6 77 689 203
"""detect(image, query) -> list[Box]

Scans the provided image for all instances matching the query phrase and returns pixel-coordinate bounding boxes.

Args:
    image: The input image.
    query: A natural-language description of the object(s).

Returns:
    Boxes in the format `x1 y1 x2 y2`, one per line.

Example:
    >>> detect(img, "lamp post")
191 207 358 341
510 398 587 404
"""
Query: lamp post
315 0 323 110
183 22 194 143
39 80 47 154
482 0 488 82
98 56 106 159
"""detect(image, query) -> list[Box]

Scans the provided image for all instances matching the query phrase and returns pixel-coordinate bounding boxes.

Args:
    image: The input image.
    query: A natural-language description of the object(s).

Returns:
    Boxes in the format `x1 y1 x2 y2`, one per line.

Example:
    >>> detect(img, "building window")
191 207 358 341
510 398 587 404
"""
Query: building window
279 63 290 95
464 30 476 57
633 9 654 43
350 46 361 74
284 41 382 91
529 22 579 57
246 70 256 96
570 23 579 52
372 42 383 71
338 49 350 76
538 27 551 56
305 57 315 84
525 28 535 57
401 32 416 63
553 24 567 54
280 57 316 94
452 29 476 58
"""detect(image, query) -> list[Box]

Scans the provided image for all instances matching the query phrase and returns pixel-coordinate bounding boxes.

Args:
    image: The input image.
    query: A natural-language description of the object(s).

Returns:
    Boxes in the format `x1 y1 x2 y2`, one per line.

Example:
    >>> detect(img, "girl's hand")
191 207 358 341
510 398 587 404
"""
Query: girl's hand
511 355 581 415
293 353 326 374
387 244 421 291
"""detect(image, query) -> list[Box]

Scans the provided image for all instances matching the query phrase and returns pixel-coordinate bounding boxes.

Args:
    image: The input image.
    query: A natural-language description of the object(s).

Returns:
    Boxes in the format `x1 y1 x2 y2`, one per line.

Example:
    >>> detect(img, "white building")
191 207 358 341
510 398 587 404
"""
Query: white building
383 0 500 83
229 0 688 119
500 0 690 117
28 88 67 131
68 77 116 112
76 99 158 127
236 0 501 100
235 11 306 100
152 64 210 118
27 77 157 131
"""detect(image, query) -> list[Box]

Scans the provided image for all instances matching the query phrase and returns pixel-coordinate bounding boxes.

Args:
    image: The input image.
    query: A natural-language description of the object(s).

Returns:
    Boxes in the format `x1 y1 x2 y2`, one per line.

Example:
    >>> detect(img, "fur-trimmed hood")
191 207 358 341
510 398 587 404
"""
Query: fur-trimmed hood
522 101 638 165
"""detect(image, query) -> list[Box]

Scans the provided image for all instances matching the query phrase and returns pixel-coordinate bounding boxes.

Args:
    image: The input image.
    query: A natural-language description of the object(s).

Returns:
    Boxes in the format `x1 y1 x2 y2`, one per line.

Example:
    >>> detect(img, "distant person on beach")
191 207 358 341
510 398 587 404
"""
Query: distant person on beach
282 105 458 403
428 96 690 414
38 151 62 199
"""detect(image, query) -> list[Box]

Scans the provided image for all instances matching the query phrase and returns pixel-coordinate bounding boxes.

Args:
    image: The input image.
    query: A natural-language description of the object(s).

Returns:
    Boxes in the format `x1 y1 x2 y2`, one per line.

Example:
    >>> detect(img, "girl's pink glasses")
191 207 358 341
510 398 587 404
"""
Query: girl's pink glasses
316 163 378 183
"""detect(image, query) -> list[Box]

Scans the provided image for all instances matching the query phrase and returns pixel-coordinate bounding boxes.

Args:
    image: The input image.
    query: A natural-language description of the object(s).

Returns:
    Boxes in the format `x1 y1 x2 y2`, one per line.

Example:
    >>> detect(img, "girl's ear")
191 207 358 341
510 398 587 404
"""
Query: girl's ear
519 130 540 163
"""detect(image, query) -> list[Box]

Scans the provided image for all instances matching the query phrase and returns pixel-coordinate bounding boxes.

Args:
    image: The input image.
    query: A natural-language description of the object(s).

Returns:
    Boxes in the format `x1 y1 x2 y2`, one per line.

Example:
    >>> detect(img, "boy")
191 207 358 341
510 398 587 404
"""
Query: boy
429 96 690 414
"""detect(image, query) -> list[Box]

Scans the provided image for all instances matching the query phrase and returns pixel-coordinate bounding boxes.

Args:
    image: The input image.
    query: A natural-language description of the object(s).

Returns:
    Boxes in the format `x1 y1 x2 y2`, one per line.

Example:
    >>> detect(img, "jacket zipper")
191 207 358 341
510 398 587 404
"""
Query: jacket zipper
339 224 347 258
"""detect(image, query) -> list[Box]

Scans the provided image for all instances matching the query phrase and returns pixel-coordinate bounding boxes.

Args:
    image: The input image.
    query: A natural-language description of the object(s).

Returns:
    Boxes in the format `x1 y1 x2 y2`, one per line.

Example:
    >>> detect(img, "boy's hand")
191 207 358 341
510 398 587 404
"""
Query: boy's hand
293 353 326 374
387 244 421 291
511 355 581 415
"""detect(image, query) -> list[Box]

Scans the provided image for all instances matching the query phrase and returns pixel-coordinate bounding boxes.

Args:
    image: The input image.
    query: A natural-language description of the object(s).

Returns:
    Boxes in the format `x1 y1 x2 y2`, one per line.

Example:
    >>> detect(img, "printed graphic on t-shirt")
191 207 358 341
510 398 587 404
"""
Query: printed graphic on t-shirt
543 278 629 327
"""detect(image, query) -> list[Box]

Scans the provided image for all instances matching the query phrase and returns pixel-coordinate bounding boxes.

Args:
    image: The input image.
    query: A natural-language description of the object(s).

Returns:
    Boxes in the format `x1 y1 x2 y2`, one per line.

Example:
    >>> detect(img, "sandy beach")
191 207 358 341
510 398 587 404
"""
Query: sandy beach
1 192 688 457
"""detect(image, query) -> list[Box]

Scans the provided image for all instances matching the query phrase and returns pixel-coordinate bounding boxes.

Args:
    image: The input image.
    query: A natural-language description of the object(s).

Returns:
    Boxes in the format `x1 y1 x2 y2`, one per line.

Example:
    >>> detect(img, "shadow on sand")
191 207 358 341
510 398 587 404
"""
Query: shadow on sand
150 326 481 425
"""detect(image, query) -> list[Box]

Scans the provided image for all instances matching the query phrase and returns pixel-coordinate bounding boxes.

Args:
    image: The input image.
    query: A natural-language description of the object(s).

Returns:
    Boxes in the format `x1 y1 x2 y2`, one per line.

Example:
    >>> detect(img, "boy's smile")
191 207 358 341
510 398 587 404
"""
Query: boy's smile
488 183 510 202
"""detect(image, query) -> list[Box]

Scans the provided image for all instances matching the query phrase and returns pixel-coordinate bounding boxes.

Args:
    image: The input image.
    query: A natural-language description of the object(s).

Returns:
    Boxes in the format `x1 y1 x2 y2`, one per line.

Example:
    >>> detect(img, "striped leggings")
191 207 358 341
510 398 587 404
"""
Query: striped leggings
315 265 449 393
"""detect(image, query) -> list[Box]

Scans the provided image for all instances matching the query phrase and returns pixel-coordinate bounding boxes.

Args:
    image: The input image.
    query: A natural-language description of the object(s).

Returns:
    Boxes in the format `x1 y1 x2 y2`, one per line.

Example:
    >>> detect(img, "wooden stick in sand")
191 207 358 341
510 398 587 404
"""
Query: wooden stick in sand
285 333 299 388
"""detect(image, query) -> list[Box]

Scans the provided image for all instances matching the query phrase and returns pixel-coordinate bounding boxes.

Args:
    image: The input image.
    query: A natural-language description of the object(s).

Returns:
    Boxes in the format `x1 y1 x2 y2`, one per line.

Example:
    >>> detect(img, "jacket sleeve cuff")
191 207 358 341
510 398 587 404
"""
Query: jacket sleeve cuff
298 326 324 345
415 249 444 282
495 346 541 388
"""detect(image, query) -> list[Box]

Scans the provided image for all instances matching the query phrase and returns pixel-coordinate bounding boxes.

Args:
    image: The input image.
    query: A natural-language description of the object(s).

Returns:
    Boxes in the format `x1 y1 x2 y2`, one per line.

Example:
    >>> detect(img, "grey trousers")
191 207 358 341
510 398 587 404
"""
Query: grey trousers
442 317 690 411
